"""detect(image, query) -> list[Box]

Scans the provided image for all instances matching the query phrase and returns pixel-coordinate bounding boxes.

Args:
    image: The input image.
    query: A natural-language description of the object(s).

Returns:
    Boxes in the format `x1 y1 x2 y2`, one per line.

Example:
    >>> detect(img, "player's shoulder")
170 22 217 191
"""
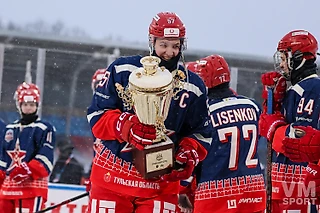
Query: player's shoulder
6 120 20 129
210 95 261 112
108 55 142 73
290 74 320 96
34 120 56 132
178 64 207 95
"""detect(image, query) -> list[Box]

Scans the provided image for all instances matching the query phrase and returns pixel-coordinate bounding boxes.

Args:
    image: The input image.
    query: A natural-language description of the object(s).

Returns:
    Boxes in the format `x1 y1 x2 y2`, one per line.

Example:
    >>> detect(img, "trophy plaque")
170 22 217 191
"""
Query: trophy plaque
115 56 184 179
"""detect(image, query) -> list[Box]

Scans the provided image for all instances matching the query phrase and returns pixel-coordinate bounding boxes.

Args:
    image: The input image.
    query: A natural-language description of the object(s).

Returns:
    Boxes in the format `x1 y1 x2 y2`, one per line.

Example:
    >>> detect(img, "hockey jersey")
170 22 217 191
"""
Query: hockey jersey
87 55 212 198
194 95 266 212
271 74 320 200
0 119 56 200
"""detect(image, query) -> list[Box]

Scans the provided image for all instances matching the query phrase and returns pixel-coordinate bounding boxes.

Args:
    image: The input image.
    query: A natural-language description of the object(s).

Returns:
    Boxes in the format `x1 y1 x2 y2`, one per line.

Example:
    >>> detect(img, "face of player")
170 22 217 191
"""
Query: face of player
274 51 289 76
279 52 289 74
21 102 37 114
154 38 181 61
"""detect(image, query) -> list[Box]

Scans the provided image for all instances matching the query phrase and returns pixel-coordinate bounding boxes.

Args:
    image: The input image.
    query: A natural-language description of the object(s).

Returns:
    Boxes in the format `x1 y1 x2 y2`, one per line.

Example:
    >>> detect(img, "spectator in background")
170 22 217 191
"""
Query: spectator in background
50 139 84 185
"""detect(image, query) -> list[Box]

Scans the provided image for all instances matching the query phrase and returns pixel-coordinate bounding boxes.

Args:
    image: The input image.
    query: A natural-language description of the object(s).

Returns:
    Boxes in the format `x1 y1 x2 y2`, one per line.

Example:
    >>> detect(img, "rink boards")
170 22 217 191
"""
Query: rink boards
47 183 88 213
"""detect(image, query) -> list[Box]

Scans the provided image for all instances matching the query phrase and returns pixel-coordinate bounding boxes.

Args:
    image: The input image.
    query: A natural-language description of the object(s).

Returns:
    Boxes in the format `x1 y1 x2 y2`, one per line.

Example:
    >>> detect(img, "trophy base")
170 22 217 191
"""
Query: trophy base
132 137 174 179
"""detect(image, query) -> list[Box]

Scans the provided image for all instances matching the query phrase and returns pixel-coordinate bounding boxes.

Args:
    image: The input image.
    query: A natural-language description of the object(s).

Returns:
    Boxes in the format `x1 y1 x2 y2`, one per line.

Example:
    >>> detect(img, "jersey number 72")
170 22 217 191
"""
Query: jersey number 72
217 124 258 170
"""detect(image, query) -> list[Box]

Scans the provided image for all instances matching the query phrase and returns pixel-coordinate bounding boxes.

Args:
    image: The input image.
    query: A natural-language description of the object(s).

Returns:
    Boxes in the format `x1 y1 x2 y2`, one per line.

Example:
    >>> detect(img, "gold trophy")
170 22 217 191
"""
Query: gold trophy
116 56 185 179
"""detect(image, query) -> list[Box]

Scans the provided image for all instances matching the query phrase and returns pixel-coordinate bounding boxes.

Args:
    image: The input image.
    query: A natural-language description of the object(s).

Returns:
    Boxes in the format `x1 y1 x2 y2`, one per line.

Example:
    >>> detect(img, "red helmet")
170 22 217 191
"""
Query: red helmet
277 30 318 60
14 82 40 101
91 69 106 91
149 12 186 39
17 87 40 104
193 55 230 88
149 12 187 52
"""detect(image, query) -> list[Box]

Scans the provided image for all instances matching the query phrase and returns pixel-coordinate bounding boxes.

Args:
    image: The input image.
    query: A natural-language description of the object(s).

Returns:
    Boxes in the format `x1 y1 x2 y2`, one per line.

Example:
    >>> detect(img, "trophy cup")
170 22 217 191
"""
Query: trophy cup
115 56 185 179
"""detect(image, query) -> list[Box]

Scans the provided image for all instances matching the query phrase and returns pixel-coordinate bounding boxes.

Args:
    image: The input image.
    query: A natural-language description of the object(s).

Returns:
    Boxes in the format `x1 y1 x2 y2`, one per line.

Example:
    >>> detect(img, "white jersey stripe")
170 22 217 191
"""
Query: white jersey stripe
0 160 7 168
184 82 203 97
115 64 139 73
194 133 212 145
35 154 53 171
87 110 105 123
6 122 48 130
209 98 260 113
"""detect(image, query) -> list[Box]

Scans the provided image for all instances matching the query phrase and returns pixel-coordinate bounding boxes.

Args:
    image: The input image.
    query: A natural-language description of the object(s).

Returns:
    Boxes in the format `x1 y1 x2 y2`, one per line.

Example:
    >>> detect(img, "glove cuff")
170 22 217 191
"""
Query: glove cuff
180 137 207 161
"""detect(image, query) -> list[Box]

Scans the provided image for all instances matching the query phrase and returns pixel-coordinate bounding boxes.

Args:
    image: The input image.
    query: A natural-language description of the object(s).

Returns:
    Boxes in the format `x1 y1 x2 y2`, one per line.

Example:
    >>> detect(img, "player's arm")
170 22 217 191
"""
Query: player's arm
180 94 212 159
162 80 212 182
28 124 56 179
87 59 123 141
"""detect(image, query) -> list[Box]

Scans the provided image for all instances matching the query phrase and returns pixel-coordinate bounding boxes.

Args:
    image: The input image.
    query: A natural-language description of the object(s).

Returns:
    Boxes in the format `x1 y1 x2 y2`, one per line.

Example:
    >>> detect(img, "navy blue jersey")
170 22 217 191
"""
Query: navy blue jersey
87 55 212 160
274 74 320 165
86 55 212 197
195 95 266 210
271 74 320 200
197 95 263 182
0 119 56 199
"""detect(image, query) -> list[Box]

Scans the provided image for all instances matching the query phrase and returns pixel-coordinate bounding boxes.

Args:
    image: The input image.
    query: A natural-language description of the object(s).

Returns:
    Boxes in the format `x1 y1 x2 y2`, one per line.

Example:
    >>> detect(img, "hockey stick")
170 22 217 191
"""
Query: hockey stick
266 87 273 213
19 199 22 213
34 192 89 213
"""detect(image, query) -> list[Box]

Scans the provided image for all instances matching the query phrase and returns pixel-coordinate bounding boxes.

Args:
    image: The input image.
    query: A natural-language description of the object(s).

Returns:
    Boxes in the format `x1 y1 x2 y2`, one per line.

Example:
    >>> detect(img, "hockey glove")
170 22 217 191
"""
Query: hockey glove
9 162 32 184
282 126 320 162
115 112 156 150
259 112 286 141
261 71 287 112
161 137 207 182
303 163 320 204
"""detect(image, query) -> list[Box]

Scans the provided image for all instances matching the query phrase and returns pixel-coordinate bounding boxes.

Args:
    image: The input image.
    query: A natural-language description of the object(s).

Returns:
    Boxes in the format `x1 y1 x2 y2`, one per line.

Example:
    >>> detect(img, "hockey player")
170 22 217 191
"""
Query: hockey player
190 55 266 213
259 29 319 212
0 82 56 212
83 68 108 192
86 11 211 212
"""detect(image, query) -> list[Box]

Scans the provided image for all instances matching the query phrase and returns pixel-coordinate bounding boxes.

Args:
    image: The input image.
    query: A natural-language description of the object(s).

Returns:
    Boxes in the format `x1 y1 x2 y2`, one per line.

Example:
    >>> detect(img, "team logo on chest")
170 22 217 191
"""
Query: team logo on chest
6 139 27 171
4 129 14 142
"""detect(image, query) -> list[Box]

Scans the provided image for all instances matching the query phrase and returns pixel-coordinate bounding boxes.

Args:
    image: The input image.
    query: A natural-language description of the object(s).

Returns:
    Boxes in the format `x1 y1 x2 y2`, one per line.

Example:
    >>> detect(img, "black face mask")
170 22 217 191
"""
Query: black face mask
152 50 181 72
290 59 317 85
20 111 38 125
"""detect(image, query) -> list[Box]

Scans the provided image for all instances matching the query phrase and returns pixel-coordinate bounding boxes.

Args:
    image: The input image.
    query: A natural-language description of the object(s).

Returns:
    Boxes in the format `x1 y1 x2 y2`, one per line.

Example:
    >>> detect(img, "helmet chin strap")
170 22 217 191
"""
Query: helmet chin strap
287 51 307 77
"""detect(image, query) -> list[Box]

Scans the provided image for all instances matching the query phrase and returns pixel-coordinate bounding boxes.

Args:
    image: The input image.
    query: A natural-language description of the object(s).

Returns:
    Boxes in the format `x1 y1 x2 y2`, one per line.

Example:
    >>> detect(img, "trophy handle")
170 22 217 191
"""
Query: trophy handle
115 83 133 110
172 70 186 100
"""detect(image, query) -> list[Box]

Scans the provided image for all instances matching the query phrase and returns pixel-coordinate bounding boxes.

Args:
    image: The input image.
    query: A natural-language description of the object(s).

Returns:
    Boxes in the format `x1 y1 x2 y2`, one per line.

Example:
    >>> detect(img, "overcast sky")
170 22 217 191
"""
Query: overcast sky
1 0 319 57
